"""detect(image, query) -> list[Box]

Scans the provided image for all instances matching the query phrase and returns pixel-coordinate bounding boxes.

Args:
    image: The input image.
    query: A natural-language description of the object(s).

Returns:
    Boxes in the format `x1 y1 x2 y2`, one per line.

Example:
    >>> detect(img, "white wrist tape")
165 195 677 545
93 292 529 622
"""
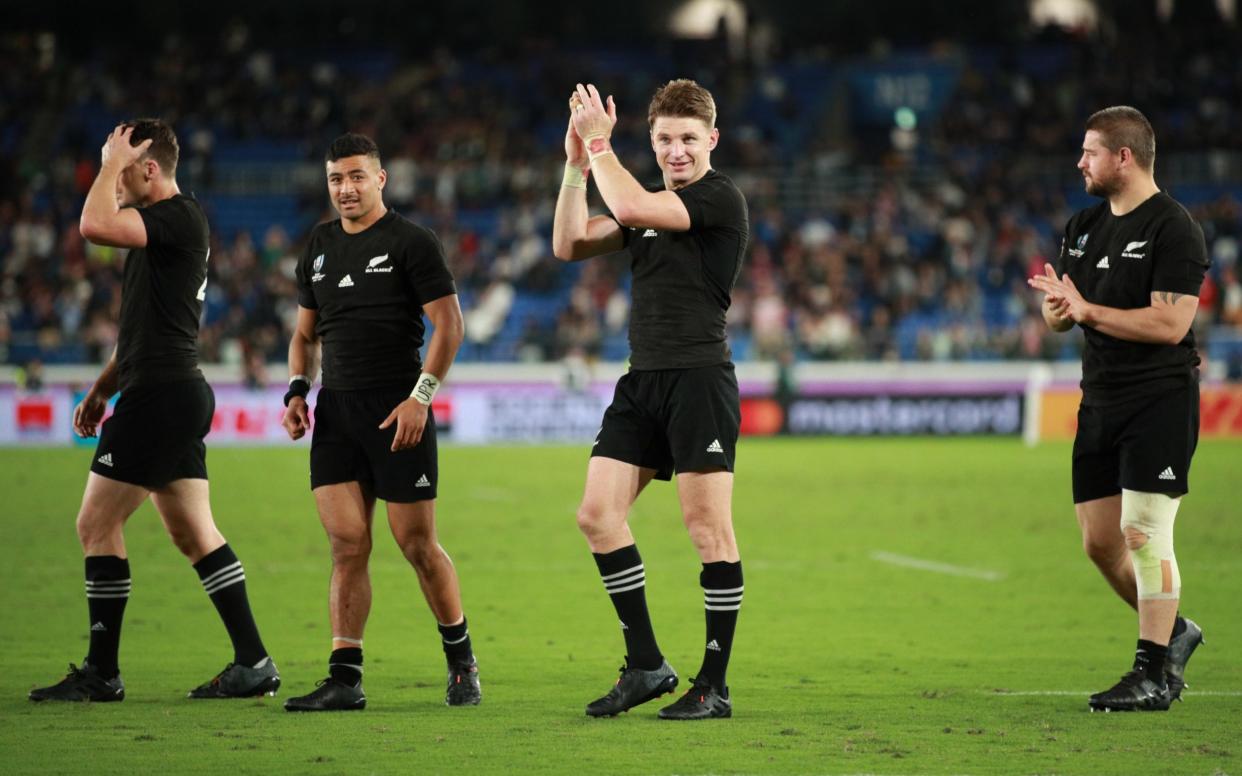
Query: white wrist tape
410 372 440 405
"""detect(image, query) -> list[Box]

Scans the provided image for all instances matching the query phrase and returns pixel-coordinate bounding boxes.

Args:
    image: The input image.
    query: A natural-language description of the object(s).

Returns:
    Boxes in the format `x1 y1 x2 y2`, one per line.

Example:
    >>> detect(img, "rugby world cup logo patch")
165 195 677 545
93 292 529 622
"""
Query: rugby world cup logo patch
314 254 324 272
1068 233 1089 257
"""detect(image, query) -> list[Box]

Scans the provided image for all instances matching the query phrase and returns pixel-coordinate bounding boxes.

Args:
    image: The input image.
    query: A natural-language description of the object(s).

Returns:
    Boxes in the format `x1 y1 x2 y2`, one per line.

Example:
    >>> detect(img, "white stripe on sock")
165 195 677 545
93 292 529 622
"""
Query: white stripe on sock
333 636 363 645
599 563 644 582
86 592 131 599
442 632 470 645
705 604 742 611
199 561 242 587
603 570 645 590
703 585 744 595
203 569 246 595
86 579 132 588
606 580 647 595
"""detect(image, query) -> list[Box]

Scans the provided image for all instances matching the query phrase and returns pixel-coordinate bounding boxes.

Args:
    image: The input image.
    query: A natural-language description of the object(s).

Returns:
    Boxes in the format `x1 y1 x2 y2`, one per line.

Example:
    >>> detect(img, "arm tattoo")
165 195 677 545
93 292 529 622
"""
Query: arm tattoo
1152 291 1185 306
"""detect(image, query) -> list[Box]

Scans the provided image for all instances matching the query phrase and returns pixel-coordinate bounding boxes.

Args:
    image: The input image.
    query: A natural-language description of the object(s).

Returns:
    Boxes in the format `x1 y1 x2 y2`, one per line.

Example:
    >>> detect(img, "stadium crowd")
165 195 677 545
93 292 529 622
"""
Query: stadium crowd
3 15 1241 376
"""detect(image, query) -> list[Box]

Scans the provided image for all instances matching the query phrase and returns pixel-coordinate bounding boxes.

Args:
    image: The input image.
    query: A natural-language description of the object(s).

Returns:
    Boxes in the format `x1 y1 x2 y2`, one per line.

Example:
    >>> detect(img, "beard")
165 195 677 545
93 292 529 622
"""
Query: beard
1084 172 1120 198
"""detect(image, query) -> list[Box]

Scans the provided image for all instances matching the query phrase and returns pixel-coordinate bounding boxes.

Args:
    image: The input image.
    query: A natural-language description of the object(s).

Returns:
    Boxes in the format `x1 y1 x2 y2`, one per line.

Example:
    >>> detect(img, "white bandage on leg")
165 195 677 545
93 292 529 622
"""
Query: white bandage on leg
1120 489 1182 600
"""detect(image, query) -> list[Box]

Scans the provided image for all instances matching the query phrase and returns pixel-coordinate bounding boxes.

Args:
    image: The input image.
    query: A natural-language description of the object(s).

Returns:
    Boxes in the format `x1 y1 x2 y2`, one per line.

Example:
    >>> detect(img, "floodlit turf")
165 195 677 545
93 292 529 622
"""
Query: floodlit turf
2 438 1239 775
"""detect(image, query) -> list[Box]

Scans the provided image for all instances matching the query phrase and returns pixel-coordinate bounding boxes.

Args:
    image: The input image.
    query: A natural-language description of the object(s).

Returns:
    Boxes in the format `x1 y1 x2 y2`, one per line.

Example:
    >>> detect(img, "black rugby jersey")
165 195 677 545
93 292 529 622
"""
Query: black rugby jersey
116 194 209 391
618 169 748 370
1056 191 1209 406
296 210 457 391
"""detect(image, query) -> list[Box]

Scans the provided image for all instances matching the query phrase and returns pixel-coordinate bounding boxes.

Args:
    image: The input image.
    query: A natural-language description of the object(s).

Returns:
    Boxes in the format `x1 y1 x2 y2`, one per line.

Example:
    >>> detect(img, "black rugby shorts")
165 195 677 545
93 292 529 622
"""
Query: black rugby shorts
90 378 214 488
592 363 739 479
310 386 439 503
1072 383 1199 503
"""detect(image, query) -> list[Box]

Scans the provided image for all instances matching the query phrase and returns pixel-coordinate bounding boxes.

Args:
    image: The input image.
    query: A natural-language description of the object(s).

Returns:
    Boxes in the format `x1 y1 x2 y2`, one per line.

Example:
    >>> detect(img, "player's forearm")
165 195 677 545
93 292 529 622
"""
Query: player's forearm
80 163 124 240
90 348 120 399
552 175 591 261
1082 304 1190 345
422 313 464 382
588 153 650 227
287 333 319 382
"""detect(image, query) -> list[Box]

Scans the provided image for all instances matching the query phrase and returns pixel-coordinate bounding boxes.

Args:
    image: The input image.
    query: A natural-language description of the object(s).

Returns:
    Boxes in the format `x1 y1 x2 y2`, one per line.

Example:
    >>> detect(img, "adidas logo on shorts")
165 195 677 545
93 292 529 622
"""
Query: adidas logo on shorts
706 439 724 454
415 474 431 488
97 453 113 467
1158 466 1175 481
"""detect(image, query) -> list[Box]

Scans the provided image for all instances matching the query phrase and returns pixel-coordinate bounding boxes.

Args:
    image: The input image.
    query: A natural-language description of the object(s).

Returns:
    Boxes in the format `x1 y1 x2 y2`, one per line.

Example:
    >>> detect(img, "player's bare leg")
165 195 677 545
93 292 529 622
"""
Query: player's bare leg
659 469 740 720
388 499 462 622
388 499 480 705
1075 495 1137 609
576 457 655 553
151 479 224 562
286 481 374 711
29 474 148 702
75 473 148 558
578 458 676 716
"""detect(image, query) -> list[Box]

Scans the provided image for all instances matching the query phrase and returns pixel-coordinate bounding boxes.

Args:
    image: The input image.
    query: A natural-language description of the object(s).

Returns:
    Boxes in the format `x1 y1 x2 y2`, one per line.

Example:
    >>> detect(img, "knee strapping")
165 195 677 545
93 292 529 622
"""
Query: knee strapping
1120 489 1181 600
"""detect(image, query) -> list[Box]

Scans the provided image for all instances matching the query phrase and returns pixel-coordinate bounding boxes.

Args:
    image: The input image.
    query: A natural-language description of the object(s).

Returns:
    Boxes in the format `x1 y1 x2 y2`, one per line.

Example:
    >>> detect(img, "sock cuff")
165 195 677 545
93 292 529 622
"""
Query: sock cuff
195 545 245 594
438 617 469 644
700 560 743 589
85 555 130 580
593 544 642 577
1137 638 1169 655
330 647 363 665
194 544 239 577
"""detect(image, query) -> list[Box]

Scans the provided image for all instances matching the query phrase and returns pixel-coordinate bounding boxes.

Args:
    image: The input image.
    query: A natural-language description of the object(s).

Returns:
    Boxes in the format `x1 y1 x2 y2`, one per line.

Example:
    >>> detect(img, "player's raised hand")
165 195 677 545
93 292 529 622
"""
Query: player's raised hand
101 125 153 170
379 398 428 452
565 95 589 172
72 391 107 438
571 83 617 148
282 396 311 441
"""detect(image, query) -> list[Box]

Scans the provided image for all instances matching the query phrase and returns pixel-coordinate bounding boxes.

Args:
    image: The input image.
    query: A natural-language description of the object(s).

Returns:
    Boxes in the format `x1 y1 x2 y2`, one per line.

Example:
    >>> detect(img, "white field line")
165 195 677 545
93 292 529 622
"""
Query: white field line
986 690 1242 697
870 550 1005 582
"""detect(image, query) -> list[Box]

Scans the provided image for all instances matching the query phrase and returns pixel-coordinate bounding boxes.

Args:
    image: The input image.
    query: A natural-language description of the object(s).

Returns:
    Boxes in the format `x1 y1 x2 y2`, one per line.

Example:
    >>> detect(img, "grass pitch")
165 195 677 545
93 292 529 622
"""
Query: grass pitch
1 438 1239 775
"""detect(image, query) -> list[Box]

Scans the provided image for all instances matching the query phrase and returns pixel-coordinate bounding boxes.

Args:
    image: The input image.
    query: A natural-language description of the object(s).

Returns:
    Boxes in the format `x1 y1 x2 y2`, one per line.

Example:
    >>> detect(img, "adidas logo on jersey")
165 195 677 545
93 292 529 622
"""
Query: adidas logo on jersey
706 639 721 652
415 474 431 488
706 439 724 453
91 621 107 632
1158 466 1175 481
642 229 658 237
338 274 355 288
366 254 393 273
97 453 113 467
1096 256 1110 269
1122 240 1148 259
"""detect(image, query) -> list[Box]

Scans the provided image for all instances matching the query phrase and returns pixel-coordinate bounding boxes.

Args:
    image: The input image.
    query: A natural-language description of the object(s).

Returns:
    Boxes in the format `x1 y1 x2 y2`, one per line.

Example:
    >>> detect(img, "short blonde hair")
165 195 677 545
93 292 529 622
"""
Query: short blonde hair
647 79 716 130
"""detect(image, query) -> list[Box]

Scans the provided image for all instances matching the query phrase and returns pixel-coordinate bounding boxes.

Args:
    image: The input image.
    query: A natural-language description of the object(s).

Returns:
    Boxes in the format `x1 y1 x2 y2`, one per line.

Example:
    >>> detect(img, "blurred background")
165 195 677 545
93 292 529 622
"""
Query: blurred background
2 0 1241 443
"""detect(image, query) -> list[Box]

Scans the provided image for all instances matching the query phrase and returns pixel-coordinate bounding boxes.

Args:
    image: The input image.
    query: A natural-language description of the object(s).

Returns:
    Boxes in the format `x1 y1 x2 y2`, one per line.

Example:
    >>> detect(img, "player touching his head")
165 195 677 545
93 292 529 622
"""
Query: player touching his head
1029 106 1208 712
281 133 477 712
30 120 279 703
553 80 748 720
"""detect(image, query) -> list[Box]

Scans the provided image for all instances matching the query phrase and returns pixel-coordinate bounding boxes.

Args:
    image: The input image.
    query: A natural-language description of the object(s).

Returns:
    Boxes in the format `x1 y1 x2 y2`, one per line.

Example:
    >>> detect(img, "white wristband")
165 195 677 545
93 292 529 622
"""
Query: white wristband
289 374 311 386
410 372 440 405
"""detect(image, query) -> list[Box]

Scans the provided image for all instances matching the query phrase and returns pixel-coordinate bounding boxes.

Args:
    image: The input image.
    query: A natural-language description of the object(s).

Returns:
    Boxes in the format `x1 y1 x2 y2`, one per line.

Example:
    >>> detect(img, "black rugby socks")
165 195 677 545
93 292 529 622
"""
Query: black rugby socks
194 544 268 666
84 555 131 679
593 545 664 670
696 561 743 692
